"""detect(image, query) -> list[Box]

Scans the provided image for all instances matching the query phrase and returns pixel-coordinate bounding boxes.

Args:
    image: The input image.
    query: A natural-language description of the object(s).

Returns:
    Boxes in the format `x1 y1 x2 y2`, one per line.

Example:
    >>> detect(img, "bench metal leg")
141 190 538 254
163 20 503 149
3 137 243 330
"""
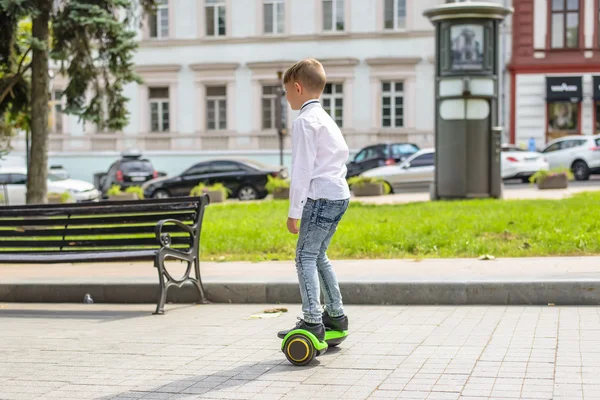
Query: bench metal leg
153 253 209 314
154 256 168 315
193 258 210 304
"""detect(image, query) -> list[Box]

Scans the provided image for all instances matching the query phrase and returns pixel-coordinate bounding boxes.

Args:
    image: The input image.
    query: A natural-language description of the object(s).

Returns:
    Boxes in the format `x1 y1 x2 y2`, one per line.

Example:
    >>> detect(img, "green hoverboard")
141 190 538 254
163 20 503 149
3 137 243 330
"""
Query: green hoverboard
281 329 348 366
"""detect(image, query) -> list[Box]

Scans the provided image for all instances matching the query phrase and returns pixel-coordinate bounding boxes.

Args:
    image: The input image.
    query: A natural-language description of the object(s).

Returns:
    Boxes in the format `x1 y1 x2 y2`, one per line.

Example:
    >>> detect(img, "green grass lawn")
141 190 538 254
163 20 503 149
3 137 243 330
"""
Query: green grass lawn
200 192 600 262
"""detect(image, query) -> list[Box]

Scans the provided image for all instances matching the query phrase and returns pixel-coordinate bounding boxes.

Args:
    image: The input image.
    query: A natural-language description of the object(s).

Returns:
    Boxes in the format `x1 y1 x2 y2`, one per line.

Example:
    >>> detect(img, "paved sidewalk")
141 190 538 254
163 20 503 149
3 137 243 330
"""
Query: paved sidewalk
353 185 600 205
3 256 600 284
3 257 600 306
1 303 599 400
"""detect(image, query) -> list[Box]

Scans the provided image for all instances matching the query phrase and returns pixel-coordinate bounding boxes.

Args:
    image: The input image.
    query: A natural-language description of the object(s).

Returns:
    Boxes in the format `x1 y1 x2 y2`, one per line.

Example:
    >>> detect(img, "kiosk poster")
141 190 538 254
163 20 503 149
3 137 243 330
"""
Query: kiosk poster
450 24 484 71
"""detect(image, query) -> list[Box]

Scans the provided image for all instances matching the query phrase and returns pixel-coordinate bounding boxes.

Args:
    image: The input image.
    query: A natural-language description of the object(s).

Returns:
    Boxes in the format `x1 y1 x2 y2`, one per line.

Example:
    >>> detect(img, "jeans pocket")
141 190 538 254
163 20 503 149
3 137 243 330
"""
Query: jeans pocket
315 200 348 230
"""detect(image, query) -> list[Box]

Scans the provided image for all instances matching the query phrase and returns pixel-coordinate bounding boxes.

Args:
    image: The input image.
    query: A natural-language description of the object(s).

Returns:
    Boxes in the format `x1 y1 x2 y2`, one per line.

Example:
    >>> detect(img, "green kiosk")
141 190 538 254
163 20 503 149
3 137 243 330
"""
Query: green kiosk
424 1 512 200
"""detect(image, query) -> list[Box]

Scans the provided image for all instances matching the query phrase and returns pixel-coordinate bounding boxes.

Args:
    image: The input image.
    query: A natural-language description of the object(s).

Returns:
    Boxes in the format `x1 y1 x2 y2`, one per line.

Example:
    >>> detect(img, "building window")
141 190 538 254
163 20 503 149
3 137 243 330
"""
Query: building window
322 83 343 127
264 0 284 34
381 82 404 128
149 0 169 38
261 85 287 130
323 0 344 32
206 0 226 37
262 85 277 129
550 0 580 48
206 86 227 130
384 0 406 30
149 87 170 132
48 90 63 134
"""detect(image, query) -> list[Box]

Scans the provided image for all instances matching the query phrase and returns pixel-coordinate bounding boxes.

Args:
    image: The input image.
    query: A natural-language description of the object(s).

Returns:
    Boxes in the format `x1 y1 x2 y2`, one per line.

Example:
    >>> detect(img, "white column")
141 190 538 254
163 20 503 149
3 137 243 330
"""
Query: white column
169 82 178 133
122 83 138 135
343 79 354 130
177 70 195 134
236 67 253 134
195 84 206 133
139 85 149 133
369 77 380 129
227 81 236 132
353 63 371 131
583 74 594 135
405 76 417 129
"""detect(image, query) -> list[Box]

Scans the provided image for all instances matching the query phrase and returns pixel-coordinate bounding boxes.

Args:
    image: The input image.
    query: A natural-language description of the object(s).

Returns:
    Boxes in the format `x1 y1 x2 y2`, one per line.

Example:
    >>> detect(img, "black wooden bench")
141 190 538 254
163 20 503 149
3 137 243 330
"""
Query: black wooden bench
0 195 210 314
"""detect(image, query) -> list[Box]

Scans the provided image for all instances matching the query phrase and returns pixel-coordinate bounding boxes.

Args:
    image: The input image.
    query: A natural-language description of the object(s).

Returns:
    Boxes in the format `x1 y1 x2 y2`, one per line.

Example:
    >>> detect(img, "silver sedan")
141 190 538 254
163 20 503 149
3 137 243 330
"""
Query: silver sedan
361 149 435 193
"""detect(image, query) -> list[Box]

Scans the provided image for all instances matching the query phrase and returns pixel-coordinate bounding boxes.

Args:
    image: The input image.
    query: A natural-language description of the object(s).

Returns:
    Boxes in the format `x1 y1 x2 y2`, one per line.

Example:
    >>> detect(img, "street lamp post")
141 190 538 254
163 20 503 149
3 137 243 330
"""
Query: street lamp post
275 70 286 167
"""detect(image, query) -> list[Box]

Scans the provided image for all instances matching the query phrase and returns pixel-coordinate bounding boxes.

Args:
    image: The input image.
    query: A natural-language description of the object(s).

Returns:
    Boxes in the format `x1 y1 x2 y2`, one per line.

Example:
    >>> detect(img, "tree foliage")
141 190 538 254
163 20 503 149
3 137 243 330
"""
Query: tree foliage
0 0 155 201
0 15 32 158
51 0 155 130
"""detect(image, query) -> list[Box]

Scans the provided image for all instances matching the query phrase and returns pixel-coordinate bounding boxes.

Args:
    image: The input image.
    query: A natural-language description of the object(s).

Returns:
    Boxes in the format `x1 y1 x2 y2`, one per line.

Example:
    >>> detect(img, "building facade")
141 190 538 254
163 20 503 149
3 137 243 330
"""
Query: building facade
9 0 444 180
9 0 512 182
509 0 600 148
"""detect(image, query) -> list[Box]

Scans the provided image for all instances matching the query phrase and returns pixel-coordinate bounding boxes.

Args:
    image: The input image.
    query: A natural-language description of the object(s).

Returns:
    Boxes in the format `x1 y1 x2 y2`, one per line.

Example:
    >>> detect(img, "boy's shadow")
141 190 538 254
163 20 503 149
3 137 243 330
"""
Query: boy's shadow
99 348 341 398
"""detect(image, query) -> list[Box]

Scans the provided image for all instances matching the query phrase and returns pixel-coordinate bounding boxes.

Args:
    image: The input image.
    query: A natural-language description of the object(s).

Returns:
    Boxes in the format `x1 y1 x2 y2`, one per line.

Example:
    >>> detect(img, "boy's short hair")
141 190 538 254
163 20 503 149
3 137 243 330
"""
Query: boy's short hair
283 59 327 94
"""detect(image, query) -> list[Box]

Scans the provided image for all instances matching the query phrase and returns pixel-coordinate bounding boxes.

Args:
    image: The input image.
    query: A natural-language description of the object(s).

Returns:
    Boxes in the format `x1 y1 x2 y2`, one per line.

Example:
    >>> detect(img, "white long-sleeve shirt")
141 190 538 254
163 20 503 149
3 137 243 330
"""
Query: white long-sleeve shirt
288 99 351 219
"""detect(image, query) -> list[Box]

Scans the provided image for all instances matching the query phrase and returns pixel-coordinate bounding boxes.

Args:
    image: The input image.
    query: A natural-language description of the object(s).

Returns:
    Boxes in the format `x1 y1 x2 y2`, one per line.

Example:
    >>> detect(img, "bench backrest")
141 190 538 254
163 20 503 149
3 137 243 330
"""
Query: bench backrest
0 196 209 256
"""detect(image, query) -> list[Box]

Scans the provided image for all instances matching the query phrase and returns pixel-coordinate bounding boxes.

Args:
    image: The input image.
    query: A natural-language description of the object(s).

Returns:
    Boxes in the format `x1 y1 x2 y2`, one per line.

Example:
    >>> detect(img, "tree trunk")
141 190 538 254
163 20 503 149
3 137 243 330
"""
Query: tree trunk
27 4 51 204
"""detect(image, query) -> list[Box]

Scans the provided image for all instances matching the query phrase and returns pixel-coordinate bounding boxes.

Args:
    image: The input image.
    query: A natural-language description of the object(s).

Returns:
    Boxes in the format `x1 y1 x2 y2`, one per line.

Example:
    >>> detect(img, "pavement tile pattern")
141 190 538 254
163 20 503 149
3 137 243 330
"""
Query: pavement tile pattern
1 304 599 400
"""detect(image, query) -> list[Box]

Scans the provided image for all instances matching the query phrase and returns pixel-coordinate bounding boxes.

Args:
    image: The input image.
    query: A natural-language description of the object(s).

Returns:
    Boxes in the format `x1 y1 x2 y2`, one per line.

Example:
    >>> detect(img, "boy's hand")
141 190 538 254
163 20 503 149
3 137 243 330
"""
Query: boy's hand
287 218 300 234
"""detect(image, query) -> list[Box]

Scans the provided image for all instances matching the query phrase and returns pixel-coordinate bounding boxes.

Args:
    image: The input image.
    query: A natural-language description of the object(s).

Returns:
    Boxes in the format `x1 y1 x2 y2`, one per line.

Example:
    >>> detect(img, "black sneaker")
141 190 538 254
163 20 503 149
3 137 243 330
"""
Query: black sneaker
277 318 325 341
322 311 349 332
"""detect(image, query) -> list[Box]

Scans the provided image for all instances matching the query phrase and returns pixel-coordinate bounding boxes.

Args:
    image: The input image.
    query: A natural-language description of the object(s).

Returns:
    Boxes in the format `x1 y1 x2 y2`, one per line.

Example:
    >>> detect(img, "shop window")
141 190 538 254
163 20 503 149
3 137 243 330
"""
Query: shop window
548 101 579 141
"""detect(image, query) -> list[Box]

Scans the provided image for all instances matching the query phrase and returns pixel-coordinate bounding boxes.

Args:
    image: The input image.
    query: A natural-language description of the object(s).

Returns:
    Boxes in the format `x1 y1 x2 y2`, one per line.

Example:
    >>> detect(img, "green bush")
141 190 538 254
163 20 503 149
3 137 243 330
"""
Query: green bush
265 175 290 194
48 192 73 203
347 176 391 194
190 183 207 197
190 183 231 197
107 185 122 196
209 183 231 198
529 167 574 184
347 176 384 187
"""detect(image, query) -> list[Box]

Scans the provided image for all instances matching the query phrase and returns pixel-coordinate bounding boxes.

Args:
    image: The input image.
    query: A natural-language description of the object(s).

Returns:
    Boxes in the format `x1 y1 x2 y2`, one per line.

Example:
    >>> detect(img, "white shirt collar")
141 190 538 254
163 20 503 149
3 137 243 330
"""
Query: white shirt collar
300 99 321 112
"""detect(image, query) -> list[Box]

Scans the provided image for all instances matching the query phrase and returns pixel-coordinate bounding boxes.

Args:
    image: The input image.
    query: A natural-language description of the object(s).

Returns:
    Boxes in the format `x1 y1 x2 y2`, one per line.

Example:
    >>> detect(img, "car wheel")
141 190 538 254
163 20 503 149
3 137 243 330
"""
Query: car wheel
153 190 170 199
572 161 590 181
237 185 258 201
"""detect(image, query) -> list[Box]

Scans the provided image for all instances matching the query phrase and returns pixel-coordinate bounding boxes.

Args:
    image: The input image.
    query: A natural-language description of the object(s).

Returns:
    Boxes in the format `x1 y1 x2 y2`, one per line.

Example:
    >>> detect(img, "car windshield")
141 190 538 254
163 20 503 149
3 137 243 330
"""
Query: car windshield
238 159 272 170
502 146 526 152
121 160 153 173
48 174 66 182
392 144 419 155
406 152 433 164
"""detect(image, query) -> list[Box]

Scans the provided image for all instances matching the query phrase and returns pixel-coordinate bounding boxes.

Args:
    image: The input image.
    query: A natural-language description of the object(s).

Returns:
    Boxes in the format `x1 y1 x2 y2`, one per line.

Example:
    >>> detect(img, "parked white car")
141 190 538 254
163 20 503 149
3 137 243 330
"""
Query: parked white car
0 167 100 205
501 145 549 183
540 135 600 181
362 147 549 192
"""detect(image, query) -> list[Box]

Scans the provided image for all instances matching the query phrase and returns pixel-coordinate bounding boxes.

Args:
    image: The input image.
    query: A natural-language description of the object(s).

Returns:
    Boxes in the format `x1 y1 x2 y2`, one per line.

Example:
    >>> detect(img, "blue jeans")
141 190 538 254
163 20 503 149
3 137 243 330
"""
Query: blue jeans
296 198 349 324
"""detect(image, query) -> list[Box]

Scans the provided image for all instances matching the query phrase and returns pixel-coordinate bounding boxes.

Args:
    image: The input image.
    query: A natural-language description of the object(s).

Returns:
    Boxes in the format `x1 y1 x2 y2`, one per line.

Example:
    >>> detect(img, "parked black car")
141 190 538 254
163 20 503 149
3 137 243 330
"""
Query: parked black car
142 159 288 201
346 142 420 178
97 150 158 197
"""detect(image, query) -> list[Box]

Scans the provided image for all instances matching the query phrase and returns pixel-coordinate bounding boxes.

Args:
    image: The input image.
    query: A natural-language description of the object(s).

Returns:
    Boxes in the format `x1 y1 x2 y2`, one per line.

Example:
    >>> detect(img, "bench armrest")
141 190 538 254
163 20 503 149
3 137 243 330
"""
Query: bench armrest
155 219 195 249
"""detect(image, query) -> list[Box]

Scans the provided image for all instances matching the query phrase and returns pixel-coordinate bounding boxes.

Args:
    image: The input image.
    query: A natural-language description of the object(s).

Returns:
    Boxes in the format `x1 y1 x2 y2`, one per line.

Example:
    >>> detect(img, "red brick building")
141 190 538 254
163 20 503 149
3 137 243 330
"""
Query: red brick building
509 0 600 146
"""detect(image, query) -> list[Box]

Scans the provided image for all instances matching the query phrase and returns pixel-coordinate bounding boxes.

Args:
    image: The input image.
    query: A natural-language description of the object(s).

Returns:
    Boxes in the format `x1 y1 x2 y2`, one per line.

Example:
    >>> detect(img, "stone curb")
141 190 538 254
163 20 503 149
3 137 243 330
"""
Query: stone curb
2 280 600 306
